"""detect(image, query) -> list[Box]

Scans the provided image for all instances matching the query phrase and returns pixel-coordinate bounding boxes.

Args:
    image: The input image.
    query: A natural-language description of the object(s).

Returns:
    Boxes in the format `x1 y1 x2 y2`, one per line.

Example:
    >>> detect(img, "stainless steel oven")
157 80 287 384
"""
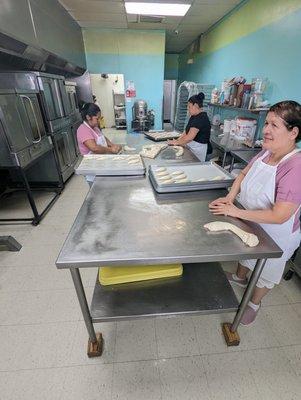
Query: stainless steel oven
35 72 71 132
51 125 78 182
0 89 52 168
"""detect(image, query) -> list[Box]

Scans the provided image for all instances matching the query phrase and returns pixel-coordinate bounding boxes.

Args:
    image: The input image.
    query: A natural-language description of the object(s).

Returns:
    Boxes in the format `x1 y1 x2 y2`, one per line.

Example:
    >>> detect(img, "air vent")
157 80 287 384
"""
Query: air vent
139 15 165 23
0 32 27 54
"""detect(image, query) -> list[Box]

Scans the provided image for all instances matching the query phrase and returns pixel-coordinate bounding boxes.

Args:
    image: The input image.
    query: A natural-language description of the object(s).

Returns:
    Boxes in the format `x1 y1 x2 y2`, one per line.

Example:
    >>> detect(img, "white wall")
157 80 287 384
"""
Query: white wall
90 74 125 128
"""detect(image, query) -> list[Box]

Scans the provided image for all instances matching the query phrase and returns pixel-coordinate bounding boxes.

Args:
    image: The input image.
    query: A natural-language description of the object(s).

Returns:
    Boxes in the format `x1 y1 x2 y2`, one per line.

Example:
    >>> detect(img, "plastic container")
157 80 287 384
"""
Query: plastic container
236 117 257 143
98 264 183 285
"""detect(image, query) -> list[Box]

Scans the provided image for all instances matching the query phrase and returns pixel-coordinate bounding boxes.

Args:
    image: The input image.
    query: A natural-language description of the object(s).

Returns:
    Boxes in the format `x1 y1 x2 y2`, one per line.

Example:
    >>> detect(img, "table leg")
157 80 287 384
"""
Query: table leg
222 151 227 167
70 268 103 357
222 258 267 346
229 156 235 172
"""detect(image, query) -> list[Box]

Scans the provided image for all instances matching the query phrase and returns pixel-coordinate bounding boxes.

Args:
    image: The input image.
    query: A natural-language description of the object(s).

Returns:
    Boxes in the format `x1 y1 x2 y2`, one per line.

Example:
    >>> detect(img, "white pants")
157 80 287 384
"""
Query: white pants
187 141 207 161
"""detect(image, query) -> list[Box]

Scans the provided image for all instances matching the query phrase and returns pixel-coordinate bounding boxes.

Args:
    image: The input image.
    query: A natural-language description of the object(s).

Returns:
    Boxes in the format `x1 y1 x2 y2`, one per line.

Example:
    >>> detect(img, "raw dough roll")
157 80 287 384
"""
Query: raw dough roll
204 221 259 247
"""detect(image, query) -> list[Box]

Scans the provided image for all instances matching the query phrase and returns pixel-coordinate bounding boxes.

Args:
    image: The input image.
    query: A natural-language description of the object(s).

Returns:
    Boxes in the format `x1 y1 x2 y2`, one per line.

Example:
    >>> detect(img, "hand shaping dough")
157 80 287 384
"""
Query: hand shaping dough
124 145 136 151
204 221 259 247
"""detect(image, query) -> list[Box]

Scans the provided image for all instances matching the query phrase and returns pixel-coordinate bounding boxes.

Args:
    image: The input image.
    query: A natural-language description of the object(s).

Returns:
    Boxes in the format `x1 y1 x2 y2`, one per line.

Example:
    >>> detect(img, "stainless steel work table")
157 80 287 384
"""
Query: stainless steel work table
211 129 258 167
230 149 261 170
56 176 282 355
106 131 199 166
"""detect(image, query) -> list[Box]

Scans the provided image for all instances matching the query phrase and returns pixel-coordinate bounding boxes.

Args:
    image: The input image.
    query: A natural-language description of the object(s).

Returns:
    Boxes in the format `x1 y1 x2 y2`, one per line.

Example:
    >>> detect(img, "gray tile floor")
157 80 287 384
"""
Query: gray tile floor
1 159 301 399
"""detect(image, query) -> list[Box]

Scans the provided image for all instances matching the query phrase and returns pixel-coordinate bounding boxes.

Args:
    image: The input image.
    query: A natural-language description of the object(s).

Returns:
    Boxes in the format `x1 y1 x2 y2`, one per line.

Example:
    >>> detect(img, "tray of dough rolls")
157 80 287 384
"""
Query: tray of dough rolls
76 154 145 176
149 162 234 193
144 130 181 141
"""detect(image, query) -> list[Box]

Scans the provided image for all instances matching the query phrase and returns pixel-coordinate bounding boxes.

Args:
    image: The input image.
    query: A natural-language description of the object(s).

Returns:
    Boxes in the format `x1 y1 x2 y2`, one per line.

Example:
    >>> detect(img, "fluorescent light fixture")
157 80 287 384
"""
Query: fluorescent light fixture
125 2 191 17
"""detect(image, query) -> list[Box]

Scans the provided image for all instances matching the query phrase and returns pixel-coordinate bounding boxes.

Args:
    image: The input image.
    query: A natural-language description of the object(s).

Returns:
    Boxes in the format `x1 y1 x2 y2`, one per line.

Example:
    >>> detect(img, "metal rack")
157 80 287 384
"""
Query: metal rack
174 81 214 132
113 91 127 129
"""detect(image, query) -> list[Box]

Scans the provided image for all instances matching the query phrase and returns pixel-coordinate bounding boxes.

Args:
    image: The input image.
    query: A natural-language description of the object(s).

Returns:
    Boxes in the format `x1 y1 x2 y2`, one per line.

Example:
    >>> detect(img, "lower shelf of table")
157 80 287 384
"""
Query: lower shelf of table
90 262 239 322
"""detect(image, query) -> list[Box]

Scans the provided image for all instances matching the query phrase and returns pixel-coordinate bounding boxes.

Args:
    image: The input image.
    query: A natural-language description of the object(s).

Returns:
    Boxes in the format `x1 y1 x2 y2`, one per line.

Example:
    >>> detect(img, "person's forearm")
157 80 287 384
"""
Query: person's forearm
227 172 245 200
105 136 113 146
91 145 113 154
236 208 288 224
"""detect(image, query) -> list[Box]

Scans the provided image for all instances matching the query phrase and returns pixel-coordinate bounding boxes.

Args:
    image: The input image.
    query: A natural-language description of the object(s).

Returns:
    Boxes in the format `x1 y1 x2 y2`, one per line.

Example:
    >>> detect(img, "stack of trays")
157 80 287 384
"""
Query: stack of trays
76 154 145 176
144 131 181 141
149 162 234 193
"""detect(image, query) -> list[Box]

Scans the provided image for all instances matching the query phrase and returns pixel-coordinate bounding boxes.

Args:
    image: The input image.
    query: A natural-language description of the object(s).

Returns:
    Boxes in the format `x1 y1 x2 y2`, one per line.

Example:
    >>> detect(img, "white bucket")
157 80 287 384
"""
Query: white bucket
236 118 257 142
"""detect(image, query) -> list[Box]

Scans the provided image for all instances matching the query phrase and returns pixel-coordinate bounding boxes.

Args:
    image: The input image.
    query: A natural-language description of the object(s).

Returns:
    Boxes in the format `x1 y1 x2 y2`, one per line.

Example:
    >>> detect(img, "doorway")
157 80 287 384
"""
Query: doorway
90 74 126 129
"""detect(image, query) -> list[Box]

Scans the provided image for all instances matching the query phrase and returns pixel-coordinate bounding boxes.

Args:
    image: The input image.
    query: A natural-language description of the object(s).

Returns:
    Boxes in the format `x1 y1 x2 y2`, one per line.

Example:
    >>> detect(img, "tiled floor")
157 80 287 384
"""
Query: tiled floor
1 171 301 399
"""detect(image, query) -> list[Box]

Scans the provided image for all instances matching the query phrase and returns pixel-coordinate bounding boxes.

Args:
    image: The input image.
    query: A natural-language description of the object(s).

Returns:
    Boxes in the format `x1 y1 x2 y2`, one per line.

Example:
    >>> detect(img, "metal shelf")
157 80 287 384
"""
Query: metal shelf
90 263 239 322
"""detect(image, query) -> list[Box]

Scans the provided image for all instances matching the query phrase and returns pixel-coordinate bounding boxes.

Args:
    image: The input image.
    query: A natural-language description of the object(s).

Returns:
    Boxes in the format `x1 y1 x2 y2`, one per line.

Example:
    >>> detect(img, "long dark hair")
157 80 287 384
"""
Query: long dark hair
269 100 301 141
80 102 101 121
188 92 205 108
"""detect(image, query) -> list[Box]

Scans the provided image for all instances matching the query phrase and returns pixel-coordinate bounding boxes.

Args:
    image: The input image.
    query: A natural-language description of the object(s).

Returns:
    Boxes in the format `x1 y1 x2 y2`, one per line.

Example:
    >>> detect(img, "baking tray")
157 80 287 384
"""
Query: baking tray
76 154 145 176
144 130 181 141
149 162 234 193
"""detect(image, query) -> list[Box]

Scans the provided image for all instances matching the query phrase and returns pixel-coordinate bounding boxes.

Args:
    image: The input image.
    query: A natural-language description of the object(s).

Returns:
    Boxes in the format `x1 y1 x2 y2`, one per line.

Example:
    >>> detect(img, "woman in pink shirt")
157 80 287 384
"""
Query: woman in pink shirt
77 103 122 185
209 101 301 325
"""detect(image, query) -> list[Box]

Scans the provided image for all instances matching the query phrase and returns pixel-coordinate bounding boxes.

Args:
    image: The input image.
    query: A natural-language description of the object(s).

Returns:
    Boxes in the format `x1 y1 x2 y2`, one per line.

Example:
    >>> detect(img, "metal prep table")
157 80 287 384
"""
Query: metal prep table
56 175 282 355
229 149 262 171
210 128 260 167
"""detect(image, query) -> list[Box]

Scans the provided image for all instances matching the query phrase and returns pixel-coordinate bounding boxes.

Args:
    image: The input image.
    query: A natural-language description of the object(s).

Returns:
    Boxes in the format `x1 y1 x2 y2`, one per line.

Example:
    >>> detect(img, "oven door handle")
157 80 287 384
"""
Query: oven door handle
20 95 42 144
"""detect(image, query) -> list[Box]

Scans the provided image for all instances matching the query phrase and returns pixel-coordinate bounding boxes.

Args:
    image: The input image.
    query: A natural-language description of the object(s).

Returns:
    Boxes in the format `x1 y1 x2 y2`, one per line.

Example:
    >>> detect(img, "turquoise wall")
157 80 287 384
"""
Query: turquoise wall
164 54 179 80
179 3 301 104
83 29 165 131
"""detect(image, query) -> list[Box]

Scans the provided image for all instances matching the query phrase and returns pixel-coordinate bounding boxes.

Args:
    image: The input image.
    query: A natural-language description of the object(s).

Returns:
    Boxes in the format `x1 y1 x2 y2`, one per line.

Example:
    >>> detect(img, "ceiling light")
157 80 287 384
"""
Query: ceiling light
125 2 191 17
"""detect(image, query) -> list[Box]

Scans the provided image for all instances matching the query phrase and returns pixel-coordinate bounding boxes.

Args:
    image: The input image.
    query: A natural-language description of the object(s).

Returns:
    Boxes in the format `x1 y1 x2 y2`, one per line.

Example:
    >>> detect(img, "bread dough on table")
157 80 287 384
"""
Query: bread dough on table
204 221 259 247
173 146 184 157
174 178 189 183
155 167 167 173
124 145 136 151
128 159 140 164
160 178 174 184
211 176 224 181
171 171 184 176
156 171 170 177
195 178 206 182
140 143 168 159
158 175 171 181
173 173 186 180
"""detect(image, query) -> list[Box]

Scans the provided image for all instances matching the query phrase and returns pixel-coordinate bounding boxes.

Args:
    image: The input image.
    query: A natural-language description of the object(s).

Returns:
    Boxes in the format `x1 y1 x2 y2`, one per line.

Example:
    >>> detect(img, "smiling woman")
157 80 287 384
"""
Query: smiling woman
209 100 301 326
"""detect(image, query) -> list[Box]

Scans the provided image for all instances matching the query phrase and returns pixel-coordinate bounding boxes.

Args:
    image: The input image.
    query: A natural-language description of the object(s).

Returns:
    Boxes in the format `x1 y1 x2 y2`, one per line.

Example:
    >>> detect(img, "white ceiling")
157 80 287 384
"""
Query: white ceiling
59 0 242 53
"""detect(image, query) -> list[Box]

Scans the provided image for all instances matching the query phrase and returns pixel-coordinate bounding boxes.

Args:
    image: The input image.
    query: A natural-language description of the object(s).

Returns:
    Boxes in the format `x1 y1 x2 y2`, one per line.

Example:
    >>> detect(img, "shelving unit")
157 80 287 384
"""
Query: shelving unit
208 102 268 141
112 91 127 129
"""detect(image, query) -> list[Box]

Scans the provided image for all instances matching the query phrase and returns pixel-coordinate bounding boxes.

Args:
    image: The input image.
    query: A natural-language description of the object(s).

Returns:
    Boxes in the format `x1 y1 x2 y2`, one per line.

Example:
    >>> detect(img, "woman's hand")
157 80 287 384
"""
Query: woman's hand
209 195 234 207
167 139 178 146
209 201 241 218
110 144 122 154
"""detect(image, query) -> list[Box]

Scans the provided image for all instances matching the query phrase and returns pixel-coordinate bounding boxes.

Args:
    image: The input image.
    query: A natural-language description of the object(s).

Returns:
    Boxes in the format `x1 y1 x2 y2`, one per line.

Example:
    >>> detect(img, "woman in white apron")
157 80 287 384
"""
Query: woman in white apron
209 101 301 325
76 103 122 186
168 92 212 161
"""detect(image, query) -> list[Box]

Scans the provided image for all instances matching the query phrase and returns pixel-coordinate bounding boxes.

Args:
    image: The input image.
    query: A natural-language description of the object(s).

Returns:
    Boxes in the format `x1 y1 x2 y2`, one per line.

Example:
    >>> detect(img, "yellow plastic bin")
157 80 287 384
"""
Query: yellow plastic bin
98 264 183 286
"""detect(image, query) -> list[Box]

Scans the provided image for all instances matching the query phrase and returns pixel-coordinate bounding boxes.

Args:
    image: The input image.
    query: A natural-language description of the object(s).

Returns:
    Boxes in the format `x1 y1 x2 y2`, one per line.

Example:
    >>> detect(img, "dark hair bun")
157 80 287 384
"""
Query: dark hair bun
197 92 205 101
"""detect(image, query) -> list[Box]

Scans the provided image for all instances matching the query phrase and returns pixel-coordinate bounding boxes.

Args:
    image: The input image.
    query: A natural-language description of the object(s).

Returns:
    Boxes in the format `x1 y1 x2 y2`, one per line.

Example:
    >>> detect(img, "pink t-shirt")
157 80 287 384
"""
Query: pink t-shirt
248 150 301 231
76 123 104 155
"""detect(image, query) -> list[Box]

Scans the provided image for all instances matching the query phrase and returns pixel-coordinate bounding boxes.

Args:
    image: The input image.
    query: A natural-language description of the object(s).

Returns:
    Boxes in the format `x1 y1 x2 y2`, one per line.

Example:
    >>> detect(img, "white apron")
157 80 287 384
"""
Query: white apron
187 141 207 162
83 122 107 183
238 148 301 284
